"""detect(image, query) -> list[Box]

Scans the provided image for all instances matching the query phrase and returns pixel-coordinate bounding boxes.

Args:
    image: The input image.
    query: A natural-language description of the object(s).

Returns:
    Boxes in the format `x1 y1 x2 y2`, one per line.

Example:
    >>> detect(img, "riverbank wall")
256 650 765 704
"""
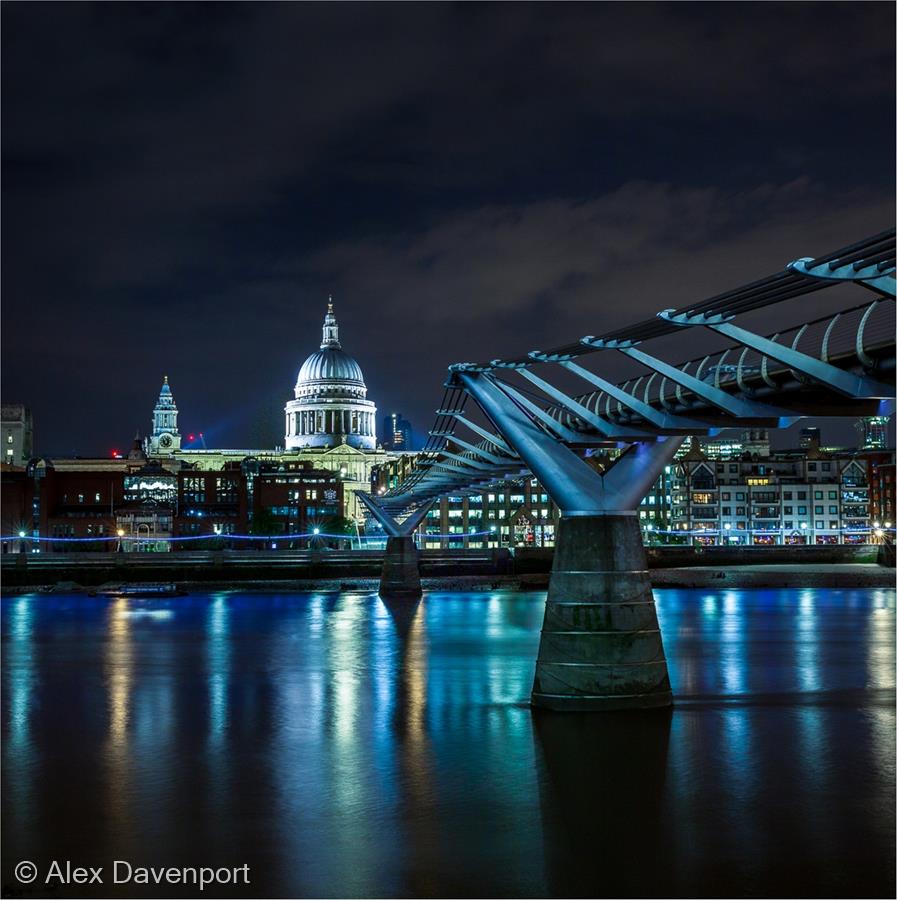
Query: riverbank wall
2 545 892 592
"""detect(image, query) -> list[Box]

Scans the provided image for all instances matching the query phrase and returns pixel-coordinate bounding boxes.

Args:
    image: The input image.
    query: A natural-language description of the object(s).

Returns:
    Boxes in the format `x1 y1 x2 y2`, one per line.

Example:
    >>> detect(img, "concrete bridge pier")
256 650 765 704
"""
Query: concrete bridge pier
532 513 671 711
358 494 434 601
381 535 424 599
460 371 684 711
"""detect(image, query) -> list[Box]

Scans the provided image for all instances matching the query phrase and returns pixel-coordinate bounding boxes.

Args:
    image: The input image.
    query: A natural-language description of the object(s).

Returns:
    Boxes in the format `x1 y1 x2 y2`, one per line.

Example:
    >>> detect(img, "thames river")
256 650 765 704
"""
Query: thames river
2 588 894 898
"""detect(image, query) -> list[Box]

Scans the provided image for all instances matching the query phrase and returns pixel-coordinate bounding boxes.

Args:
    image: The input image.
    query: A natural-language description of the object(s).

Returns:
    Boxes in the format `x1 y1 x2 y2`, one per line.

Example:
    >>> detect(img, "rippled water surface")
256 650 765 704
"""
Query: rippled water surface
2 588 895 898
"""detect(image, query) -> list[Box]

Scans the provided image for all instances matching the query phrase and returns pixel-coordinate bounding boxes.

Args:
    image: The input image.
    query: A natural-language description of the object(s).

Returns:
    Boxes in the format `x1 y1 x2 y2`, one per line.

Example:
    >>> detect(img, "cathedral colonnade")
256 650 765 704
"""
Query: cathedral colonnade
286 409 375 438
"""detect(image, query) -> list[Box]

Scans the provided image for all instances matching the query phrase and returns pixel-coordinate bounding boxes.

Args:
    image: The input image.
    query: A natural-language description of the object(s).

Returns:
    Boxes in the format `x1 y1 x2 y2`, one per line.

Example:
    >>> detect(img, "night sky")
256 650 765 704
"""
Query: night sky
3 2 894 456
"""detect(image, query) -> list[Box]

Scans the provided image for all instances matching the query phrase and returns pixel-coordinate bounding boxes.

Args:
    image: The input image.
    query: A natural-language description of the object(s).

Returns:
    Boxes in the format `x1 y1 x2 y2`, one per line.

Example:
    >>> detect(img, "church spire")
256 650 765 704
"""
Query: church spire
321 297 341 349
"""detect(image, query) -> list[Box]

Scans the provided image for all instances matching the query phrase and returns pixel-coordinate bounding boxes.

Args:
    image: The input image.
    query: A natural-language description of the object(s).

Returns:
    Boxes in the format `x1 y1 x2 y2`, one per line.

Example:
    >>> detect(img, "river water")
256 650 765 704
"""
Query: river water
2 588 894 898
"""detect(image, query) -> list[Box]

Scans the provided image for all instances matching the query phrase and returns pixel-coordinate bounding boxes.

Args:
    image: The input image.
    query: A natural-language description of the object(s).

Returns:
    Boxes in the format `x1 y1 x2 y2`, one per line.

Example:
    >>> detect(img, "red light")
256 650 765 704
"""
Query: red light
188 434 195 441
111 449 121 458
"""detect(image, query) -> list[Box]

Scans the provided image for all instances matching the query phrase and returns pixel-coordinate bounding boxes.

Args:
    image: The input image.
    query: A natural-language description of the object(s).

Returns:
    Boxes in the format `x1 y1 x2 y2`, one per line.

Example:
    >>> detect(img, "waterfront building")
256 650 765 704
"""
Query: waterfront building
118 459 177 551
866 454 896 529
0 462 29 552
670 445 887 545
251 463 344 545
1 404 33 467
369 439 893 549
2 452 350 551
174 463 247 541
22 457 129 551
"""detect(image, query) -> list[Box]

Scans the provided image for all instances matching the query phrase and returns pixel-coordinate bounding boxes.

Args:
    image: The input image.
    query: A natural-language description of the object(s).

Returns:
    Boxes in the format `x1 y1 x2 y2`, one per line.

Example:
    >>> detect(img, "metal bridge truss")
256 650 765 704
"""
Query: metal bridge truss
366 229 895 525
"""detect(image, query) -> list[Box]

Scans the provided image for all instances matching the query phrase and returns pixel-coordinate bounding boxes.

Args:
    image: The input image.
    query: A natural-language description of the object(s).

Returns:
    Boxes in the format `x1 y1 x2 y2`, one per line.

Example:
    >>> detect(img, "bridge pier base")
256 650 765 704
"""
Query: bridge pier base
531 514 672 711
379 536 423 600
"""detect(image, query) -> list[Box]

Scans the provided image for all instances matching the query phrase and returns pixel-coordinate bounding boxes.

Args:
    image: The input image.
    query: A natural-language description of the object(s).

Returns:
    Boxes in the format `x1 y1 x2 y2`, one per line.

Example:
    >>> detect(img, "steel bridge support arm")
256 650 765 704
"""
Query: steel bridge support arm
658 310 894 399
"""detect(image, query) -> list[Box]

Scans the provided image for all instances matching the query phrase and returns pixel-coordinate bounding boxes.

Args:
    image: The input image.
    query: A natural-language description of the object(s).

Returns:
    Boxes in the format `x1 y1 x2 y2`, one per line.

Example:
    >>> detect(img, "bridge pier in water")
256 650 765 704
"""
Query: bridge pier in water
358 494 433 601
374 230 894 710
460 371 684 711
381 535 424 599
532 513 671 711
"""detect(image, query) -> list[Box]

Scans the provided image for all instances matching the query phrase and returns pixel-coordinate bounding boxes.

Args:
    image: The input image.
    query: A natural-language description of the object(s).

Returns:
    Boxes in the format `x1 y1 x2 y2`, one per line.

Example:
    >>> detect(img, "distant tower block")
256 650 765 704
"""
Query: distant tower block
856 415 891 450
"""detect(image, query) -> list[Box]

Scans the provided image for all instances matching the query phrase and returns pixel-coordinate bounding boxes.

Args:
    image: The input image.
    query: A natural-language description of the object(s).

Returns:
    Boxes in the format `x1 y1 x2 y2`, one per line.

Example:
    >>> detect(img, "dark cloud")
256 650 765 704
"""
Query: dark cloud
2 2 893 453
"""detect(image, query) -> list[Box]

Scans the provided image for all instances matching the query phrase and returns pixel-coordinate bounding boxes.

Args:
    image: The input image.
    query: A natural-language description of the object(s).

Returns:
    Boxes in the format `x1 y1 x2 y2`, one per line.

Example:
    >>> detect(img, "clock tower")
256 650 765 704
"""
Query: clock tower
146 375 182 455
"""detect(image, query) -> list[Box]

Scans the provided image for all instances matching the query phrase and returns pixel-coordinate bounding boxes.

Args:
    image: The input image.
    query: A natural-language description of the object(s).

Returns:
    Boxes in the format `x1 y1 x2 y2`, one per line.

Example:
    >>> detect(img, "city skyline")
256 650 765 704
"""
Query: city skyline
3 3 894 454
1 7 894 899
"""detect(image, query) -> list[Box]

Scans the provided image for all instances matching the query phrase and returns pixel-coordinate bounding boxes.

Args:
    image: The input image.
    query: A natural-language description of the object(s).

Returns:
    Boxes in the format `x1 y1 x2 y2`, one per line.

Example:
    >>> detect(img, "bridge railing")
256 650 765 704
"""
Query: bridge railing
374 228 895 512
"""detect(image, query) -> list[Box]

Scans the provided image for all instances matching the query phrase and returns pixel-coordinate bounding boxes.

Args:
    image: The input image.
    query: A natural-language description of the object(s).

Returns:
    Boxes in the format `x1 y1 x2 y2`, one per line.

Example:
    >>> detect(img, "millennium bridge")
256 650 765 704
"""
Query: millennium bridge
360 228 896 711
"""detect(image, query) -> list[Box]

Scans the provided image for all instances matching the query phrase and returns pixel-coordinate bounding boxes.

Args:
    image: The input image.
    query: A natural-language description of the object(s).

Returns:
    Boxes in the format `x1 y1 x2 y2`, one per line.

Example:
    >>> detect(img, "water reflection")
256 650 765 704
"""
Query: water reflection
104 597 134 846
7 596 35 750
533 708 672 897
4 596 36 839
1 587 894 898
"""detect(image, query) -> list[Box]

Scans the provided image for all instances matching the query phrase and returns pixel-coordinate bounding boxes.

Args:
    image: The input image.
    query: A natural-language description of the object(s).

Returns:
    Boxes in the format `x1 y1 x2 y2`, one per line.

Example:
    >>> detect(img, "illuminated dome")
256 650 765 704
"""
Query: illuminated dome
296 348 365 391
284 300 377 451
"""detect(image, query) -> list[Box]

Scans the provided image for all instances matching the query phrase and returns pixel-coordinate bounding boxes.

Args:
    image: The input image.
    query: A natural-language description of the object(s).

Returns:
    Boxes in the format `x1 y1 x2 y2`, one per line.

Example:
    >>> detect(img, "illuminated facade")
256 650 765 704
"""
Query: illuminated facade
857 415 891 450
146 376 181 455
671 449 889 545
284 301 377 451
382 413 413 450
142 301 394 524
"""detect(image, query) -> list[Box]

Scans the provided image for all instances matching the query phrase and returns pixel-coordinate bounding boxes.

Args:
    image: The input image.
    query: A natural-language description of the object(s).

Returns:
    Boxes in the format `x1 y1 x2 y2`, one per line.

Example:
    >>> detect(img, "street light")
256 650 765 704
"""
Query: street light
117 528 125 553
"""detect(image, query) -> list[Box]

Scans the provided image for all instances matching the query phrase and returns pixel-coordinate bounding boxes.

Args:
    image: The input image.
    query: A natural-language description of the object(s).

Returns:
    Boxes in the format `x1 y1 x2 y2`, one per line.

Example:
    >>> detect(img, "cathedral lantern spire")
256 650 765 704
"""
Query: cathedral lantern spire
321 297 341 349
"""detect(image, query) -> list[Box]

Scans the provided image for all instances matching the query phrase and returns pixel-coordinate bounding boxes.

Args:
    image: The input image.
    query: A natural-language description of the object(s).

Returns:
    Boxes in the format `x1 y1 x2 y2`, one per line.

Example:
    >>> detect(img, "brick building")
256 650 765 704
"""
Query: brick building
251 461 344 545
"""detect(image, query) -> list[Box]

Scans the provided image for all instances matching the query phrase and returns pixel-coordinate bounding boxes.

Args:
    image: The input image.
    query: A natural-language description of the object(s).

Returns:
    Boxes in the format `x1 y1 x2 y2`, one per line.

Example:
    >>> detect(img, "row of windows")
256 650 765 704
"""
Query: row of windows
62 492 104 504
443 492 549 506
265 505 335 517
712 461 837 473
713 505 843 516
